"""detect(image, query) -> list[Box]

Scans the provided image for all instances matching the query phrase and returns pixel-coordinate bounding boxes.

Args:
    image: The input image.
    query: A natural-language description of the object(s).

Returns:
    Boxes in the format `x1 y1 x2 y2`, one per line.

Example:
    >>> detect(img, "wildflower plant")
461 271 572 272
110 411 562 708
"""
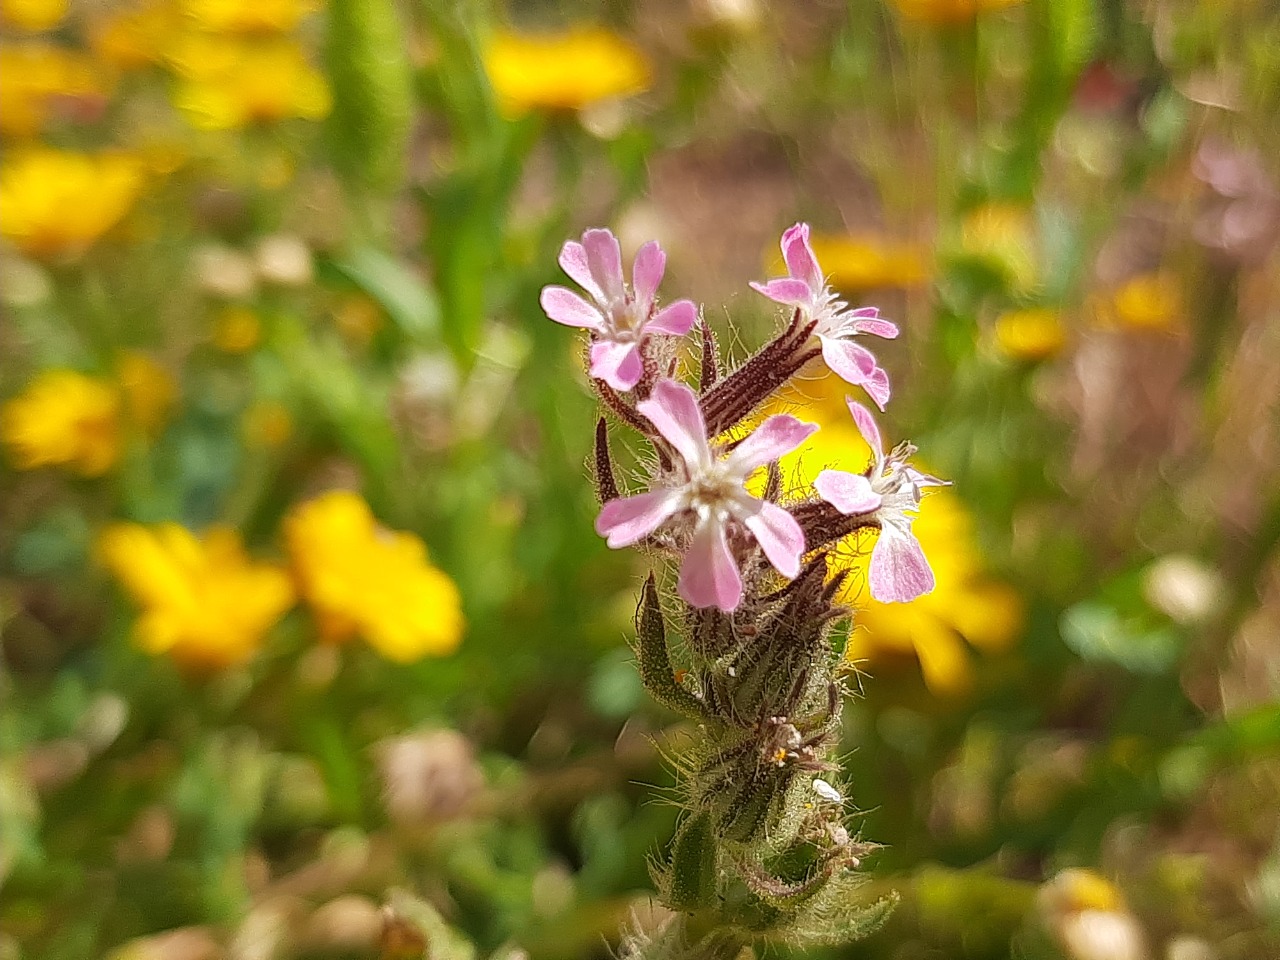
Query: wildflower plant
541 224 944 954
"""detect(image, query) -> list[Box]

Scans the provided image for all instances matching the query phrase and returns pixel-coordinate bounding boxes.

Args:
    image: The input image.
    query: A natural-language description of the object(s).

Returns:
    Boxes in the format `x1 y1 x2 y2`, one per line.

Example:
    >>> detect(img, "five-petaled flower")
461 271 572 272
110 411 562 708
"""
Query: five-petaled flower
595 378 816 612
540 228 697 391
752 223 899 410
813 397 946 603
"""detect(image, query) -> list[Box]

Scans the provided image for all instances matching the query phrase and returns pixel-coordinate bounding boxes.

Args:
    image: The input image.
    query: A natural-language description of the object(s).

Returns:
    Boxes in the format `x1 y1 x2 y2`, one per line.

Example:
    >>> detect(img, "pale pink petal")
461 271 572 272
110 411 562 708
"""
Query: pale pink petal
583 228 625 303
868 522 935 603
589 339 644 391
645 300 697 337
723 415 818 476
781 223 822 290
843 398 883 457
540 286 605 329
595 489 680 547
742 500 805 579
814 469 882 515
632 241 665 315
636 378 711 472
558 240 604 302
862 366 891 411
749 278 813 306
678 518 742 611
819 334 878 378
849 308 900 339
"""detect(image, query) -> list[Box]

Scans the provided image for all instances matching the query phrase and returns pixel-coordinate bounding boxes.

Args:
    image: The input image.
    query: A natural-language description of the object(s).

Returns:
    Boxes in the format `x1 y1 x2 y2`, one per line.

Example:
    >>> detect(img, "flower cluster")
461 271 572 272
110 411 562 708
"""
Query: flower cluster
541 222 946 948
542 223 942 610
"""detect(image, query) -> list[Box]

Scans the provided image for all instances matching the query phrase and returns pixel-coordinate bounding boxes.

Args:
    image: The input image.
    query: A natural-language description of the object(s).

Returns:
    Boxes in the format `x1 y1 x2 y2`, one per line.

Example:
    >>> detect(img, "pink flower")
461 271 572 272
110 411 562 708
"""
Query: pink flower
751 223 899 410
540 229 698 391
594 379 817 612
812 398 946 603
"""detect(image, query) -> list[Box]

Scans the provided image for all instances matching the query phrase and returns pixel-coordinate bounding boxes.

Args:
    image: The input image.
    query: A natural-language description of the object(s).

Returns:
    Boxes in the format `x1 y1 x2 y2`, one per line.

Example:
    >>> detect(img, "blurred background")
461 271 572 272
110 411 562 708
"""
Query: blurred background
2 0 1280 958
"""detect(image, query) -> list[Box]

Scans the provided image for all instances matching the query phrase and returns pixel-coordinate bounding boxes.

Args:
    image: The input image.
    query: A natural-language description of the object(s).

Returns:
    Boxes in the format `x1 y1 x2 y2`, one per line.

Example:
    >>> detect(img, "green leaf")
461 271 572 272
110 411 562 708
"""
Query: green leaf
328 246 441 344
1059 601 1183 674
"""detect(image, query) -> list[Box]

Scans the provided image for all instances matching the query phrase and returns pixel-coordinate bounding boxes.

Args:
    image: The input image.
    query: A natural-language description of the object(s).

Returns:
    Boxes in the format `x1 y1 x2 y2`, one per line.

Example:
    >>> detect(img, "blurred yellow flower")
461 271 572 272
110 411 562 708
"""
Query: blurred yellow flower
90 1 182 70
0 45 107 138
893 0 1023 24
994 307 1068 361
2 370 121 476
804 233 931 290
761 373 1023 696
117 351 177 434
98 523 295 669
211 305 262 353
483 28 651 116
0 148 143 260
243 400 293 448
1092 272 1184 333
180 0 318 34
334 294 384 345
960 203 1038 292
284 491 465 662
0 0 67 31
168 36 331 129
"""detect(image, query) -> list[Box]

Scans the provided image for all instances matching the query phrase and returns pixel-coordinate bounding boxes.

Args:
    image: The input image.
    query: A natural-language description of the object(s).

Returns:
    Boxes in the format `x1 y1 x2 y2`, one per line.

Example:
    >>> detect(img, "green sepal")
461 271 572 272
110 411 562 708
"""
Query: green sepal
665 810 720 911
634 574 709 720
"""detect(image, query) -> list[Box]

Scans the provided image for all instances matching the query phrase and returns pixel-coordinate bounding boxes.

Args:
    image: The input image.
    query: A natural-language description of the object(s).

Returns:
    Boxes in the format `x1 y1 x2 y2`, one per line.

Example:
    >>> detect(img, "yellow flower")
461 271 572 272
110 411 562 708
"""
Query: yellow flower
960 203 1038 292
760 373 1022 696
0 0 68 31
993 307 1068 362
90 1 182 71
892 0 1023 24
805 233 931 290
0 148 143 260
117 351 177 435
0 45 107 139
2 370 121 476
211 305 262 353
284 491 465 662
334 294 384 346
483 28 651 116
1091 272 1184 333
168 36 330 129
98 523 294 669
180 0 319 34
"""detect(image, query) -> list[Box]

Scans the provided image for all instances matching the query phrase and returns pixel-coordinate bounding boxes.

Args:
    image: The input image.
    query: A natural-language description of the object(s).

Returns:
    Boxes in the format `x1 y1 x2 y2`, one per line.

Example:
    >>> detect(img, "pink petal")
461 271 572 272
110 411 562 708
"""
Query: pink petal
862 366 891 411
821 336 892 410
636 378 711 472
631 241 665 315
868 522 935 603
781 222 822 290
558 240 604 302
583 228 625 303
645 299 697 337
541 285 604 329
678 518 742 611
814 469 882 515
749 278 813 306
742 499 805 579
843 398 883 457
589 339 644 391
850 308 900 339
819 334 877 377
723 414 818 476
595 489 680 547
